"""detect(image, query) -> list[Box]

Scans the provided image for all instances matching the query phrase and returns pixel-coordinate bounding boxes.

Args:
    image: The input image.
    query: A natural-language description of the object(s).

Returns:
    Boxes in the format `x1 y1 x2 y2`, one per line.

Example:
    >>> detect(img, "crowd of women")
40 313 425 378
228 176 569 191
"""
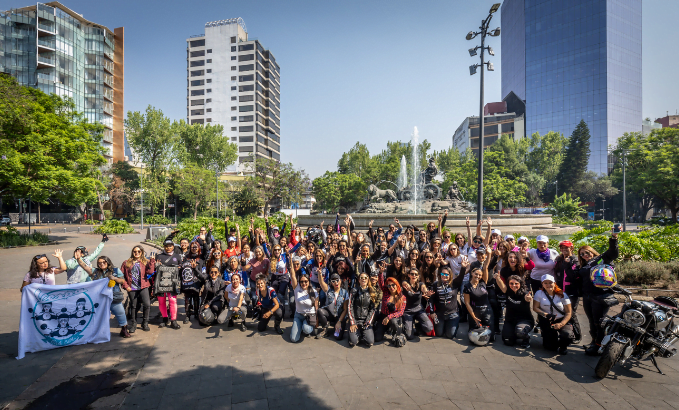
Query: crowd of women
21 212 619 355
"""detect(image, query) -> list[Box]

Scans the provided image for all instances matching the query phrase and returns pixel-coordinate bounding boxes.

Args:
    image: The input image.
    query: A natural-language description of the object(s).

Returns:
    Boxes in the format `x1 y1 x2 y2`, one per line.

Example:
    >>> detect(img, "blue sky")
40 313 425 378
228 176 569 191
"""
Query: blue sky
39 0 679 178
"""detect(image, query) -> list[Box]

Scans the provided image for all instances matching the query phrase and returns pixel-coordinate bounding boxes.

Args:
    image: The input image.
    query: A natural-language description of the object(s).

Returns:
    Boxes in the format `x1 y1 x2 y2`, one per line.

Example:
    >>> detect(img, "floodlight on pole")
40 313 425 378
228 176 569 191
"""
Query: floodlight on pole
469 47 478 57
489 27 501 36
469 65 478 75
489 3 501 14
487 62 494 71
487 46 494 56
466 31 477 41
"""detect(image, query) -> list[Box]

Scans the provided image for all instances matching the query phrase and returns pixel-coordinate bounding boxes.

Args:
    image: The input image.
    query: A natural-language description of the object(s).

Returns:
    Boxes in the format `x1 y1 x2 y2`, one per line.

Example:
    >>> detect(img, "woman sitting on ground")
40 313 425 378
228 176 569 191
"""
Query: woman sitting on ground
374 267 406 343
533 274 574 355
347 272 377 347
429 264 467 339
401 268 434 340
318 273 349 340
494 272 534 348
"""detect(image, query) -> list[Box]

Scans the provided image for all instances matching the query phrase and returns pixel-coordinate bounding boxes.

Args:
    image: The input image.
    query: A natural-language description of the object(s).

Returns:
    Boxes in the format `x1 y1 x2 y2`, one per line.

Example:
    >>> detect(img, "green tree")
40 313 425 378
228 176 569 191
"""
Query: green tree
177 121 238 171
526 131 567 189
556 120 591 196
111 160 140 191
0 75 106 205
229 185 263 216
545 193 586 219
312 171 366 212
174 166 216 220
124 106 179 182
572 171 619 203
243 157 310 216
488 134 528 180
337 142 377 183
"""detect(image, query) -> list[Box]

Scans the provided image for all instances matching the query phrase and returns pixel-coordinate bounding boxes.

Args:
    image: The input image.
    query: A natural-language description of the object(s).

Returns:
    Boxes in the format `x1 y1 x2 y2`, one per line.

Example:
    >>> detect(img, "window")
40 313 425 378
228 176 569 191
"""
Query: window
190 80 204 86
190 50 204 57
239 105 254 112
231 66 236 71
239 146 253 152
190 70 204 77
191 119 204 125
231 36 236 44
190 109 203 116
191 99 204 106
239 95 254 102
231 46 236 52
239 64 254 72
207 89 212 93
239 126 254 132
207 69 212 73
206 79 212 83
239 75 254 82
239 84 254 92
206 98 211 103
231 96 237 101
231 117 237 121
206 108 212 113
231 106 237 111
239 136 253 142
239 54 255 62
231 76 237 80
239 44 254 51
240 156 253 163
207 49 212 53
231 127 237 131
191 89 204 96
231 86 236 90
239 115 254 122
231 56 236 61
207 59 212 63
190 39 205 47
190 60 205 67
232 137 237 141
206 118 212 122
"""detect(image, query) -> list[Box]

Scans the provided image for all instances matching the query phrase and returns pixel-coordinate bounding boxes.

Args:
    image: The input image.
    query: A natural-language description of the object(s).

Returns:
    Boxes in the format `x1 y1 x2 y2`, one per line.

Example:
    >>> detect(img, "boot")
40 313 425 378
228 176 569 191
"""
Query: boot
240 321 247 332
274 322 284 335
585 343 601 356
128 321 137 333
170 320 181 330
159 317 169 328
313 327 322 339
141 321 150 332
183 315 190 324
120 326 132 338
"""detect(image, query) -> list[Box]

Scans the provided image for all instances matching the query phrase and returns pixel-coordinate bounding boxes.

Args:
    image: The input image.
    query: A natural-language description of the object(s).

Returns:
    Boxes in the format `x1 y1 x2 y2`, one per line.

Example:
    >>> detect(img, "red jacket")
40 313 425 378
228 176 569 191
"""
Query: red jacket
121 258 156 290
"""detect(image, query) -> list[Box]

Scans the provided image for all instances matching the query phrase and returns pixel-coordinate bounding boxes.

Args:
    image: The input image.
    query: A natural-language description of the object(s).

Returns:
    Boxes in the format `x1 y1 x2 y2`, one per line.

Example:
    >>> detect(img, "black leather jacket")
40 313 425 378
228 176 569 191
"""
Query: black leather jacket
348 286 376 326
201 276 226 306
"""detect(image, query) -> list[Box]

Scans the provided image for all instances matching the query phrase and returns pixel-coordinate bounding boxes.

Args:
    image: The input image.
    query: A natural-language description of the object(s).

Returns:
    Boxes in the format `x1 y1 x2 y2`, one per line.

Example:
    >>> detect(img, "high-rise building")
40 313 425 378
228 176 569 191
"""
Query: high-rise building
186 18 281 175
452 98 525 155
501 0 642 174
0 2 124 163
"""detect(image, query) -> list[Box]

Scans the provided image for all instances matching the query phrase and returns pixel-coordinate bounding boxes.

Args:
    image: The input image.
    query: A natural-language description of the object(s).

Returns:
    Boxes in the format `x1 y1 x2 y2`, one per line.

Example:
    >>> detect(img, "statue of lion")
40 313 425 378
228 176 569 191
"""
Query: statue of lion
368 184 398 203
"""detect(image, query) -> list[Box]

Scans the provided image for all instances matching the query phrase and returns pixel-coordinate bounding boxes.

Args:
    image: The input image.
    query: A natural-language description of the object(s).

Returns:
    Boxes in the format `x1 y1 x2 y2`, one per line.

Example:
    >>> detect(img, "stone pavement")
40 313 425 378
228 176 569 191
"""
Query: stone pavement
1 233 678 410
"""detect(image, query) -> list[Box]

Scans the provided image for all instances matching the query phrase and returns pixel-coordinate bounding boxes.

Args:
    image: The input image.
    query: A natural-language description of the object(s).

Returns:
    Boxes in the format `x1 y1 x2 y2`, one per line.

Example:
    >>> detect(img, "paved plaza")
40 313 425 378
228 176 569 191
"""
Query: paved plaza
1 233 678 410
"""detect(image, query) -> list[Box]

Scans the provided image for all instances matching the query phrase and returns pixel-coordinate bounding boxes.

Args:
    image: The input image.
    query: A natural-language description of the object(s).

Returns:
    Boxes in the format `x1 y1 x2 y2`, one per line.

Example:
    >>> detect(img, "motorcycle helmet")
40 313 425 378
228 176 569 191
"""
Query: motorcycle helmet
590 264 617 288
199 308 215 326
468 326 492 346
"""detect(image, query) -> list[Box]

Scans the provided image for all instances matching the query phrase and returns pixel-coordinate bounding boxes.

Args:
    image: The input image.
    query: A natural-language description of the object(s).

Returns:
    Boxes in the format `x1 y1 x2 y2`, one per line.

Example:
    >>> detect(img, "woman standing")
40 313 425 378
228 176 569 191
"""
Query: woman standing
317 273 349 340
463 247 494 342
247 246 270 286
269 244 291 308
179 250 205 324
401 269 434 340
495 273 533 348
533 274 574 354
527 235 559 293
77 256 132 338
554 240 582 343
579 230 619 355
122 246 155 332
289 261 318 343
444 243 467 279
253 274 284 334
21 250 67 291
347 272 377 347
429 265 466 339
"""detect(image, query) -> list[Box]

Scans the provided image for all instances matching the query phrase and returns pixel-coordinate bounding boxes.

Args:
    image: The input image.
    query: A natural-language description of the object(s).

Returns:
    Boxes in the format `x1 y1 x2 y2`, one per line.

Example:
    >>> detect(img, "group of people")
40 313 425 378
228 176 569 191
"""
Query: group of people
21 212 620 356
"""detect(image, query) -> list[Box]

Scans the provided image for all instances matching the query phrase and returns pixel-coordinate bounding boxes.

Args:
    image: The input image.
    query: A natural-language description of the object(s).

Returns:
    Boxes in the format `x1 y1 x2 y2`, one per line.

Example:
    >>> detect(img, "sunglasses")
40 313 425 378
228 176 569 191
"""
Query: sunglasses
34 254 47 260
473 240 483 244
425 256 433 259
97 260 108 265
300 280 309 284
450 247 458 251
388 284 397 288
440 273 450 277
133 250 142 254
580 252 591 257
331 279 340 283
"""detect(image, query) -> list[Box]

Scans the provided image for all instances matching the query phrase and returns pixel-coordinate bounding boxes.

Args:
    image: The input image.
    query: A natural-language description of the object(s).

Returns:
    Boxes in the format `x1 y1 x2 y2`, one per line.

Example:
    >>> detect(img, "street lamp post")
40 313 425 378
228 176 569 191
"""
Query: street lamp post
467 3 501 224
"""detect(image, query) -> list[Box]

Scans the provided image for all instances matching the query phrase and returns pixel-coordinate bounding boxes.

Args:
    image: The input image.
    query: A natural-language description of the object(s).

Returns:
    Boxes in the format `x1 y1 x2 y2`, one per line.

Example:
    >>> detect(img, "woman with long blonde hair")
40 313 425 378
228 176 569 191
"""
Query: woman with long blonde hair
121 246 155 333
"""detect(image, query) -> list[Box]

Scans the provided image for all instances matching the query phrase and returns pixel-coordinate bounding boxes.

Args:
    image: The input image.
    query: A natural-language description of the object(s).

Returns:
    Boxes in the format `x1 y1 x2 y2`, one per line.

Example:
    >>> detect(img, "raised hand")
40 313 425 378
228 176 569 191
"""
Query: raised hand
492 271 501 281
208 222 214 230
190 259 197 268
74 249 82 259
438 214 442 223
224 216 230 223
394 218 400 224
369 220 374 228
466 217 471 227
52 249 63 259
236 223 240 231
461 258 470 269
486 216 492 227
150 251 157 259
524 292 533 303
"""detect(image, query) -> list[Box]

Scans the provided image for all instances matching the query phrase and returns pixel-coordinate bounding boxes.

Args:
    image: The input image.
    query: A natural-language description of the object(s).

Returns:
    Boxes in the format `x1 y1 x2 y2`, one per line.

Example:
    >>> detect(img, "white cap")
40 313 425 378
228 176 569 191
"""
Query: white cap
504 234 515 241
518 236 528 243
491 229 501 236
536 235 549 243
541 274 555 283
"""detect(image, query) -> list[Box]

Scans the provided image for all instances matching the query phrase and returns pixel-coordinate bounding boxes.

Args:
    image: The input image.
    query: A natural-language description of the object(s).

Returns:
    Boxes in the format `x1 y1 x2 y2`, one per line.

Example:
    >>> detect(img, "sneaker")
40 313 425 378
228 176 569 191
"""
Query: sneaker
170 320 181 330
274 323 284 335
240 322 247 332
158 317 169 328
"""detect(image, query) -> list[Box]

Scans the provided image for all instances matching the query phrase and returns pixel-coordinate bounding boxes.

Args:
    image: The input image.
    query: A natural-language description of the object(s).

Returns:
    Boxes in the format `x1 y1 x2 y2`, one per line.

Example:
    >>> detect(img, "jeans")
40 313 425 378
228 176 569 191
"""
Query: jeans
433 312 460 339
158 293 178 321
258 307 283 332
501 319 533 346
583 295 610 344
290 312 315 343
317 307 345 340
183 291 200 319
374 314 403 342
537 315 574 350
217 305 248 325
111 302 127 326
403 310 434 340
348 323 374 347
470 305 495 342
127 288 150 324
271 278 290 306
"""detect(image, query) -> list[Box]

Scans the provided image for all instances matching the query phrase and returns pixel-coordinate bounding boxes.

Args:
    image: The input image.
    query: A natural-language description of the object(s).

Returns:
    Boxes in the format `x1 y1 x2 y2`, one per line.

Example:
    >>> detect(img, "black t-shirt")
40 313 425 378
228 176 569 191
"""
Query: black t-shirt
403 285 423 314
504 287 534 323
430 281 459 317
463 280 489 307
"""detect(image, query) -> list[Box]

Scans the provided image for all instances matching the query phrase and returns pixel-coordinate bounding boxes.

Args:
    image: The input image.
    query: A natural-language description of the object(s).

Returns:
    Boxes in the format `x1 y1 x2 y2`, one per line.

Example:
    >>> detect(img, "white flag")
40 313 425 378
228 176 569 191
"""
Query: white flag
17 278 113 359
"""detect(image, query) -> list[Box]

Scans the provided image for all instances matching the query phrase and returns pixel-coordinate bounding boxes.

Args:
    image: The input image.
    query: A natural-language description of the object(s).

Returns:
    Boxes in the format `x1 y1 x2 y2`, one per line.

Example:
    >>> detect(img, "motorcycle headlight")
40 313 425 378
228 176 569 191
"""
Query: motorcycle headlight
623 309 646 327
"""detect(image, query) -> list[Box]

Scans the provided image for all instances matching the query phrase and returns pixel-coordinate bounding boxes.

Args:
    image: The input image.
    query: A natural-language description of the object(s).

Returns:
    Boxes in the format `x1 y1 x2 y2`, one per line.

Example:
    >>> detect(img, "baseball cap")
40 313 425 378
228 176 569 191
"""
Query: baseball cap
541 274 555 283
518 236 528 243
330 273 341 281
504 234 515 241
272 226 279 231
227 236 237 243
536 235 549 243
475 245 487 254
163 239 174 246
558 240 573 248
491 229 501 236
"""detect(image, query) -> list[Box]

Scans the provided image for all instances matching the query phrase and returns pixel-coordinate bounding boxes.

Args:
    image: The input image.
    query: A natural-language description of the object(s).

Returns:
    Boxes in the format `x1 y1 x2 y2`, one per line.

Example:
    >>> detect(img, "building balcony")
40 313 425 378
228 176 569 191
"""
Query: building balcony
103 101 113 115
103 75 114 88
37 38 55 51
103 88 114 102
37 23 55 36
36 72 54 83
102 60 114 74
104 50 114 61
102 129 113 143
37 56 55 68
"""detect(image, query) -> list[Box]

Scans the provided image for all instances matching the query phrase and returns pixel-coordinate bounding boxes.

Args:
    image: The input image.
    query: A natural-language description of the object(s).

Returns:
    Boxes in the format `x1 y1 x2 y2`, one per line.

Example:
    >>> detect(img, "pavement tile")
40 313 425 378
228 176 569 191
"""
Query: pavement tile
196 394 232 410
427 352 462 367
233 366 265 386
351 361 391 382
623 396 677 410
231 382 268 404
321 361 357 378
510 386 565 410
597 379 643 398
419 399 461 409
393 378 448 405
512 370 561 389
477 383 522 404
624 380 679 401
419 364 453 381
480 368 525 387
400 350 432 366
390 363 422 379
588 392 637 410
471 403 512 410
233 398 269 410
548 388 605 410
263 367 296 388
441 381 484 402
451 367 489 384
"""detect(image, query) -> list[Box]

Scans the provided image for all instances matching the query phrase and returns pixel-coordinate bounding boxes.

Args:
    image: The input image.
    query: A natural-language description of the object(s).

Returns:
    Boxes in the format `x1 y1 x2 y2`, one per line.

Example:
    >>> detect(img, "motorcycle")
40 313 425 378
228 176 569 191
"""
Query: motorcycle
595 286 679 379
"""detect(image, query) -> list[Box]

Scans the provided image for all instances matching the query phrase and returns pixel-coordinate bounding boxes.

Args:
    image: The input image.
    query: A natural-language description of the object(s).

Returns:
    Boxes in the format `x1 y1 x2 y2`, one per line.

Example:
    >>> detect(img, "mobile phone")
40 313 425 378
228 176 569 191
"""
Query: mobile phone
613 223 621 233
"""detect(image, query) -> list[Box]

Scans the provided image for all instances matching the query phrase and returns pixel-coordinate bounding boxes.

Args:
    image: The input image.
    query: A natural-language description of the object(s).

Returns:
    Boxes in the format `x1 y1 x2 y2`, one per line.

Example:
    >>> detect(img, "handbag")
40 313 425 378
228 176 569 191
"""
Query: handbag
543 292 578 334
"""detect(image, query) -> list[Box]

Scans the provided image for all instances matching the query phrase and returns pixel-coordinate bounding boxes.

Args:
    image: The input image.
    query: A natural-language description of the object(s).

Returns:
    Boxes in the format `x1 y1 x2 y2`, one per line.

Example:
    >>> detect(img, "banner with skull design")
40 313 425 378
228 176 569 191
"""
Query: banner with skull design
17 279 113 359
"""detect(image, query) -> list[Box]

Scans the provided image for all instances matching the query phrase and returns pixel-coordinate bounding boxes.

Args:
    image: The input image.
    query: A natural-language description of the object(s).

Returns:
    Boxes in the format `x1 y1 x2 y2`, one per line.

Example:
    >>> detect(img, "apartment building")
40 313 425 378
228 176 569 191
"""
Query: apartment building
186 18 281 174
0 1 124 163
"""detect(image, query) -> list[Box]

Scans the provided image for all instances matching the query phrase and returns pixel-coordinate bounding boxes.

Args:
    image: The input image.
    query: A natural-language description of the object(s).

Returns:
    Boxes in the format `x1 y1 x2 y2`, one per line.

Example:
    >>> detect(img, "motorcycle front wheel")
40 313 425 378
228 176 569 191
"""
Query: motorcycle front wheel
595 339 626 379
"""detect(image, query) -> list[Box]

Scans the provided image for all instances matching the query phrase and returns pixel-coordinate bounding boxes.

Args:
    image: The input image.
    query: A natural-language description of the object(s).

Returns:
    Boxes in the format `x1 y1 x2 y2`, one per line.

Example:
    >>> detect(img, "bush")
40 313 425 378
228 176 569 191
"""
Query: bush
175 212 295 244
83 219 98 225
648 216 677 227
93 219 134 234
616 261 678 286
145 215 172 225
0 226 50 247
544 193 586 220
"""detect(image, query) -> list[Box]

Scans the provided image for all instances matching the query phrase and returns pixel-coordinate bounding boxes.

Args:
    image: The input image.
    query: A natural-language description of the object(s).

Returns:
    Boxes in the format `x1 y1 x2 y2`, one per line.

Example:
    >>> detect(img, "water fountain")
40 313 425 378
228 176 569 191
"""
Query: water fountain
411 127 419 214
398 155 407 192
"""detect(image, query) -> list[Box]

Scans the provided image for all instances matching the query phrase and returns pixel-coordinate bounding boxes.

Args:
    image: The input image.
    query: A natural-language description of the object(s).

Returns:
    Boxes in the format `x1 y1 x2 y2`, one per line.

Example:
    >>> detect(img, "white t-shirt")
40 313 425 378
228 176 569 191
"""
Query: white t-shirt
23 268 57 286
294 285 316 314
445 255 465 277
534 290 571 319
528 248 559 280
226 284 246 307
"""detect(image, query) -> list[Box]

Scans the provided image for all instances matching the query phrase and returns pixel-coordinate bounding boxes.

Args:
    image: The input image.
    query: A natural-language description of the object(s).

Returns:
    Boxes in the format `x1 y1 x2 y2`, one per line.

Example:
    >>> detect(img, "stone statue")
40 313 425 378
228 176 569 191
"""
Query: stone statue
447 181 463 201
421 156 438 185
368 184 398 203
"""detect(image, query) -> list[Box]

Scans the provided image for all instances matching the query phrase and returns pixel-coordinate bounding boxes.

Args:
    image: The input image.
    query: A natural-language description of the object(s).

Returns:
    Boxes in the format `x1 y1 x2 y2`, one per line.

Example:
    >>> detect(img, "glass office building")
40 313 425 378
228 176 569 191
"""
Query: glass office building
501 0 641 174
0 2 124 162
